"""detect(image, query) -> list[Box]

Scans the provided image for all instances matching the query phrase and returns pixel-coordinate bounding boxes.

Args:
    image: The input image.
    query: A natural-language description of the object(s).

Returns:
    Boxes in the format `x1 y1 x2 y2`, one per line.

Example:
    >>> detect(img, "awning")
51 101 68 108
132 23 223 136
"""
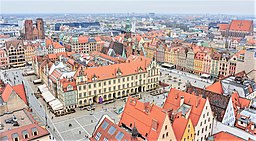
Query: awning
38 84 48 93
201 74 211 78
42 91 56 103
161 63 174 68
49 99 63 111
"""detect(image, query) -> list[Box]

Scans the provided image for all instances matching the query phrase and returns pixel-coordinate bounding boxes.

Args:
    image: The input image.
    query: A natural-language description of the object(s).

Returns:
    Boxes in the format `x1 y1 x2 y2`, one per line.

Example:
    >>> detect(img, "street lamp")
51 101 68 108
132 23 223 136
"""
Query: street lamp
89 99 93 115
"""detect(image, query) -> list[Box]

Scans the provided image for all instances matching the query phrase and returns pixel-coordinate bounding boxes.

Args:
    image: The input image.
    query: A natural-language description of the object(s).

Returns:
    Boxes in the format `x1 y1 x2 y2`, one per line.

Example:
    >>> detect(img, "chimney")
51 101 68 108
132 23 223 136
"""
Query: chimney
196 96 200 108
251 123 255 131
180 96 184 107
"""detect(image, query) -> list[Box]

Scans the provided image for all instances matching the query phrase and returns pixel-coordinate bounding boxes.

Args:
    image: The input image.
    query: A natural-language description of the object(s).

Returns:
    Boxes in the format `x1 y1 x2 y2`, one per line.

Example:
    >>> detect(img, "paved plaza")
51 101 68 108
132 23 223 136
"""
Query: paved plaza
53 110 119 141
0 67 214 141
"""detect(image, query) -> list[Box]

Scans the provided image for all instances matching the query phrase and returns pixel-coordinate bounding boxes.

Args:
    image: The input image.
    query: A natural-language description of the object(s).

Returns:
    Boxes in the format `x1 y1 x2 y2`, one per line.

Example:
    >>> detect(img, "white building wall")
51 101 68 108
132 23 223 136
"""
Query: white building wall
194 99 214 141
221 98 236 126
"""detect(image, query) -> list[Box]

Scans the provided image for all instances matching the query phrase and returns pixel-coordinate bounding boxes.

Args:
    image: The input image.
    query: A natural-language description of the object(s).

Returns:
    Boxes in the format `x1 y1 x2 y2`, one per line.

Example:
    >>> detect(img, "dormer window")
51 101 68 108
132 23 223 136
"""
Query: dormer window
92 74 97 81
116 68 122 77
12 133 19 141
67 85 73 91
22 130 29 139
138 66 143 73
32 127 38 136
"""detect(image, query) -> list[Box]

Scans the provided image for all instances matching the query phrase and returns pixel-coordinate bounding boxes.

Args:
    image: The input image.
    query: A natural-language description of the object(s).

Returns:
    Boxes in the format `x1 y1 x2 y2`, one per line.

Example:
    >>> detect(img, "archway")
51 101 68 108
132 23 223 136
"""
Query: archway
99 96 103 104
138 86 142 92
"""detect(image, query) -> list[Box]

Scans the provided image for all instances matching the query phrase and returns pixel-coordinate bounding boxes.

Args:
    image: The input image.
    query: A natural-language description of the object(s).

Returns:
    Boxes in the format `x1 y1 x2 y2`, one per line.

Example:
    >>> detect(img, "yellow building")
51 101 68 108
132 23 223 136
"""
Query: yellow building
194 52 206 75
75 55 160 106
172 115 195 141
25 44 35 64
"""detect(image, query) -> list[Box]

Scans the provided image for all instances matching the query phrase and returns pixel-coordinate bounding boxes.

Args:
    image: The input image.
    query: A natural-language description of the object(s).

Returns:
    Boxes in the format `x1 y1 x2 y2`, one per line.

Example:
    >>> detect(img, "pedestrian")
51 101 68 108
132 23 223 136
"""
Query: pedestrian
79 131 81 134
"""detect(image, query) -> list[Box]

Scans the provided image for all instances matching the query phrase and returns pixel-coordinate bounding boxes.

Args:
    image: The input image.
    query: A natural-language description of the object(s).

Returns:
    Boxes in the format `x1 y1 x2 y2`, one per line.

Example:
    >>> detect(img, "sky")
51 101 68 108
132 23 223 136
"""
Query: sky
0 0 255 15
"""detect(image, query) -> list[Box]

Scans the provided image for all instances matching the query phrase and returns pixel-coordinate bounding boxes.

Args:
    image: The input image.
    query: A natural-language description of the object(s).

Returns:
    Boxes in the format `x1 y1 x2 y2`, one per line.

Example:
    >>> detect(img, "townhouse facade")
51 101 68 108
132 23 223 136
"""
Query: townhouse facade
0 49 9 68
57 78 77 109
163 88 214 141
5 40 26 68
24 44 35 64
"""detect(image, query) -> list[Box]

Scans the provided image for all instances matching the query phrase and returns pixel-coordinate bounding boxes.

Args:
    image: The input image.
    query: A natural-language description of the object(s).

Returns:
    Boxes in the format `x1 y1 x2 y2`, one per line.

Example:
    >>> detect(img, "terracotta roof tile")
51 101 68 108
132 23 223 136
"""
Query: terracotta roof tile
163 88 206 126
172 117 189 141
119 97 168 140
1 84 13 102
12 84 28 105
213 131 244 141
91 116 139 141
206 81 223 94
218 24 230 31
229 20 253 32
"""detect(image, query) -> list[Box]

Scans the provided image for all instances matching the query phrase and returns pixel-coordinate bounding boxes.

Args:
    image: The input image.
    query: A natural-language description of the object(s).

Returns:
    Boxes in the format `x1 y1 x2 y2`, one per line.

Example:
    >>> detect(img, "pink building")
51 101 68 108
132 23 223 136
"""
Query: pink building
0 49 9 68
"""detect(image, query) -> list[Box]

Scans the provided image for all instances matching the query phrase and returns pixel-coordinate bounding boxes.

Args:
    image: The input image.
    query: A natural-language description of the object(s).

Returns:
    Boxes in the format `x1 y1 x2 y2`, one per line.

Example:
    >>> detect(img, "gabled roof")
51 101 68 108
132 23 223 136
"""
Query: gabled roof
1 84 27 105
172 117 189 141
78 36 88 44
163 88 206 126
229 20 253 32
186 85 229 122
1 84 13 102
12 84 27 105
53 42 64 49
119 97 168 140
206 81 223 94
218 24 230 31
91 116 137 141
213 131 244 141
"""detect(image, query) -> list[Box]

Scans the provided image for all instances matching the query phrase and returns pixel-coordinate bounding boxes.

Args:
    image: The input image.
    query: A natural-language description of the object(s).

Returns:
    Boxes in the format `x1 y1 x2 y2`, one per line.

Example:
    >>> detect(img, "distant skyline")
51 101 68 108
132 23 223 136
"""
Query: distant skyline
1 0 255 16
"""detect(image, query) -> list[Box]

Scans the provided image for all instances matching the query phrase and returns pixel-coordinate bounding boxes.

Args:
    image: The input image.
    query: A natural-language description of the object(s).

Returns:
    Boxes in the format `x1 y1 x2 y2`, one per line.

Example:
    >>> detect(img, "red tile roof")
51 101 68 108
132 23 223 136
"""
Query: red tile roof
163 88 206 126
53 42 64 49
172 116 189 141
60 78 77 92
206 81 223 94
78 36 88 44
76 56 151 82
1 84 13 102
213 131 244 141
119 97 169 140
218 24 230 31
229 20 253 32
12 84 28 105
1 110 49 141
1 84 27 105
91 116 139 141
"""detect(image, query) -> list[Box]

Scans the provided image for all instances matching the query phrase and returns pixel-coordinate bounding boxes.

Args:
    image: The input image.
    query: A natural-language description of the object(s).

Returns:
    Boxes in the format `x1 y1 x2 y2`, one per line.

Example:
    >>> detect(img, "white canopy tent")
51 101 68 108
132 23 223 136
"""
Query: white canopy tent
38 84 48 93
49 99 63 111
201 74 211 79
42 91 56 103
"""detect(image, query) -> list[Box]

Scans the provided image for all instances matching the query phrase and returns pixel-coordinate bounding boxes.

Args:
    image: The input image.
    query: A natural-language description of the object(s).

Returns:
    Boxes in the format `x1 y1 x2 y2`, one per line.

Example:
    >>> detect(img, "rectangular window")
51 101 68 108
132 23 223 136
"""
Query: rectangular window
108 126 116 135
115 131 124 141
95 132 102 141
